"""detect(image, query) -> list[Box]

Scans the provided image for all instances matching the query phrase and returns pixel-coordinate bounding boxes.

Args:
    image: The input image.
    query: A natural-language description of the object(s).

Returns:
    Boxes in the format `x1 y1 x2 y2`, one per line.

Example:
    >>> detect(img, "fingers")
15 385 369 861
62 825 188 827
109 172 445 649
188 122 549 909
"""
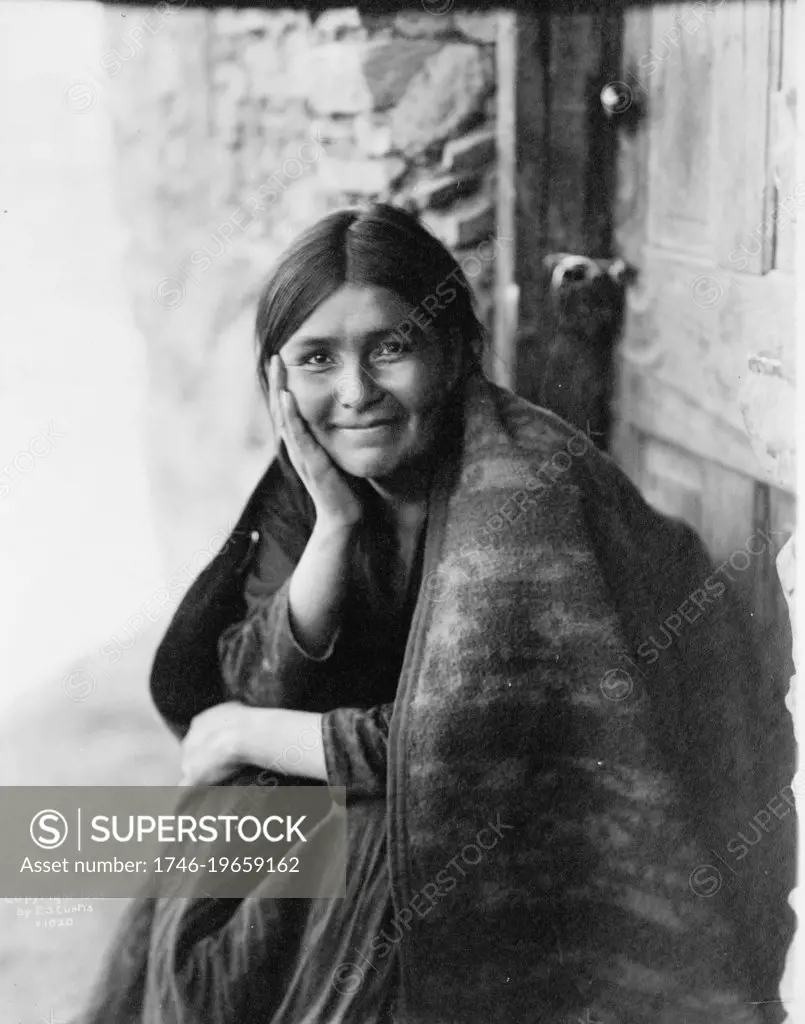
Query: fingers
279 388 305 472
281 389 304 435
275 377 313 465
282 391 326 473
267 355 337 491
179 749 224 788
275 353 288 391
268 355 285 446
178 755 194 786
269 354 306 469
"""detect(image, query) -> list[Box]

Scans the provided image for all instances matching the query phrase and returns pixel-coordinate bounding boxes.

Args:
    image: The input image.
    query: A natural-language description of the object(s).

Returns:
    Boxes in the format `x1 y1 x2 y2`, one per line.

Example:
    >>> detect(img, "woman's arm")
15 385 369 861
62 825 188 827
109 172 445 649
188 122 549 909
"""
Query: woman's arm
218 520 357 708
320 704 394 798
239 704 395 799
287 518 356 656
180 702 394 799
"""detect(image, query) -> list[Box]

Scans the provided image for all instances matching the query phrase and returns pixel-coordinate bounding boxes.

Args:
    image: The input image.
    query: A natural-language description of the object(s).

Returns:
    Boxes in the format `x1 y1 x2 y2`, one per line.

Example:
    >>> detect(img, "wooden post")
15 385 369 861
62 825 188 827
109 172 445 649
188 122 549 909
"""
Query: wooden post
492 13 517 391
492 10 549 398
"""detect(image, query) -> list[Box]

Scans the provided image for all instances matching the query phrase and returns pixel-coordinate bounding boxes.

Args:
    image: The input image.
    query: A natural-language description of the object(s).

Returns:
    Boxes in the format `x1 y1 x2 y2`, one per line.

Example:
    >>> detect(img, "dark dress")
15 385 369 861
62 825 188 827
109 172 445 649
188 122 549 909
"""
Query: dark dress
205 486 428 1024
77 401 465 1024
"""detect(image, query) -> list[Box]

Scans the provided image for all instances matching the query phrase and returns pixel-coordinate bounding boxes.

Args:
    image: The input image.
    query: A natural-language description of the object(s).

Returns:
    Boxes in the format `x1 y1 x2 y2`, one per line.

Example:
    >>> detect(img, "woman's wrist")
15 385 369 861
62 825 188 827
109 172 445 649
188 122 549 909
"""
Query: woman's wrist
287 518 355 657
312 514 361 539
240 708 328 781
238 706 286 767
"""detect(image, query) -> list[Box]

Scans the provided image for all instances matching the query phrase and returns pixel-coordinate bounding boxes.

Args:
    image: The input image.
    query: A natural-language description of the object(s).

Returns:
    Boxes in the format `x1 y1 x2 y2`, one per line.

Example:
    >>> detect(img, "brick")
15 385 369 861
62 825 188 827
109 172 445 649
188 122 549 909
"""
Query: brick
422 196 495 249
454 14 500 45
410 173 481 211
304 42 374 114
306 38 443 115
319 157 407 196
312 10 366 42
358 13 397 34
361 39 444 111
242 18 317 105
311 117 356 145
215 10 276 35
441 128 496 173
393 12 457 38
354 115 394 157
212 60 248 106
390 44 494 157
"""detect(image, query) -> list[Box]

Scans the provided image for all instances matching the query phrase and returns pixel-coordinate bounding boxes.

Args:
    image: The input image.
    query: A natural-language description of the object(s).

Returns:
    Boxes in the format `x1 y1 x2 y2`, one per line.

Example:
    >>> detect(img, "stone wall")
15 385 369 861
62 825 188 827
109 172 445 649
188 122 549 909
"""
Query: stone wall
103 5 499 567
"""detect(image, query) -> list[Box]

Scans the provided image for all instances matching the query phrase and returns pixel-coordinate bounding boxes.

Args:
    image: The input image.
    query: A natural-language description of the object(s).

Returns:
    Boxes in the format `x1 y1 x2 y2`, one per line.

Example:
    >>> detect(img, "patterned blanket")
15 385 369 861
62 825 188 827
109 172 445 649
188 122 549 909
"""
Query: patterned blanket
385 370 784 1023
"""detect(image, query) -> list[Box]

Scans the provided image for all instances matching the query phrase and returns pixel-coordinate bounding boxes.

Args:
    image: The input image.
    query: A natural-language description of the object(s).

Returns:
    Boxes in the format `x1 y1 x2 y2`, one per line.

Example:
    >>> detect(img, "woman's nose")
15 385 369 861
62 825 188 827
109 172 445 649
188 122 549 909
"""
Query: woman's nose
332 362 382 408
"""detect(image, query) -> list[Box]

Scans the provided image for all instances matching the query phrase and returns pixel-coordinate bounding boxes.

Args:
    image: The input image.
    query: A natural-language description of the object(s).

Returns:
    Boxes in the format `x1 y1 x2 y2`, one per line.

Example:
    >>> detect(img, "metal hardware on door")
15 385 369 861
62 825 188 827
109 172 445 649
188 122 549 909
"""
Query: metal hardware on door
530 253 637 452
600 82 634 118
598 78 646 133
542 253 632 296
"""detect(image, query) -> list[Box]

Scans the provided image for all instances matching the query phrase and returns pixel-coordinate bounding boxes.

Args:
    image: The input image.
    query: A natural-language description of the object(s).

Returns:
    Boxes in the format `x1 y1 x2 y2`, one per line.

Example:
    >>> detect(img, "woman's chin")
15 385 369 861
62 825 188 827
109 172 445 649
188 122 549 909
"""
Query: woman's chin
334 448 403 480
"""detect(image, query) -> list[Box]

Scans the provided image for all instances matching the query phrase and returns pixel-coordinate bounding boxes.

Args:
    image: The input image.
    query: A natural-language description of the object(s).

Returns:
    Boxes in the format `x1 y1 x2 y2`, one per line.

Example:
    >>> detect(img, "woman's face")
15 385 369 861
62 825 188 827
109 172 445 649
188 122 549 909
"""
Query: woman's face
278 284 460 481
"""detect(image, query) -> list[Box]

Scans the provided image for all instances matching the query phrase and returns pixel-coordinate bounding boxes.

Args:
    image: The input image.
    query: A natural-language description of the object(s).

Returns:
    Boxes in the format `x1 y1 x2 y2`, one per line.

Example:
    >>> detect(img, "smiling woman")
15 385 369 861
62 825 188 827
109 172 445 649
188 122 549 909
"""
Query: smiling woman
254 204 480 495
80 203 777 1024
80 203 485 1024
277 284 459 483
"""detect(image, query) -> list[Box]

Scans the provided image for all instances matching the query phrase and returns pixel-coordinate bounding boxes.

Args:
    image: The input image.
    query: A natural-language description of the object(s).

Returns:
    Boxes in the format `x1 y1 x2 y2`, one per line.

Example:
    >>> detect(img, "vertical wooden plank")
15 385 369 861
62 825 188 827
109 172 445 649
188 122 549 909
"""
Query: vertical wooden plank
765 485 797 635
770 486 796 545
697 461 756 564
547 13 602 252
546 10 621 256
749 482 779 659
646 2 715 257
613 6 660 390
639 436 704 534
585 8 623 257
772 0 797 272
696 475 790 783
748 483 796 792
613 5 653 267
696 470 758 770
609 418 643 487
765 487 797 766
712 0 775 273
492 12 518 391
513 12 549 335
511 12 551 405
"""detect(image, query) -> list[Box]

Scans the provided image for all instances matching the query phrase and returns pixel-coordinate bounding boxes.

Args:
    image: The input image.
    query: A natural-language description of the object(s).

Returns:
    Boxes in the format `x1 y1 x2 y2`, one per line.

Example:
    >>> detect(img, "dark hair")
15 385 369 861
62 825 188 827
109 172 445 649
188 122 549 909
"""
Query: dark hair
254 202 485 398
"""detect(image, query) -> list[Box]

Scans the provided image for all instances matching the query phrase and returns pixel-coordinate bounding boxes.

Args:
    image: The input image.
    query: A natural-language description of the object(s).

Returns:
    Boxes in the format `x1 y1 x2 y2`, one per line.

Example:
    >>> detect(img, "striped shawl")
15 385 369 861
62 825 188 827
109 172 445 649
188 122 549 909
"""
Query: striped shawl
386 369 782 1024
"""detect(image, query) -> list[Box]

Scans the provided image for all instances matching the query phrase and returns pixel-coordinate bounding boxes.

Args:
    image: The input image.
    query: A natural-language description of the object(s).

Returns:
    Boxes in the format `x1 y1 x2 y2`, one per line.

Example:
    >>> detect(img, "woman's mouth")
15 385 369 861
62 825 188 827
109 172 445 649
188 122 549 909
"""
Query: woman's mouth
335 420 397 433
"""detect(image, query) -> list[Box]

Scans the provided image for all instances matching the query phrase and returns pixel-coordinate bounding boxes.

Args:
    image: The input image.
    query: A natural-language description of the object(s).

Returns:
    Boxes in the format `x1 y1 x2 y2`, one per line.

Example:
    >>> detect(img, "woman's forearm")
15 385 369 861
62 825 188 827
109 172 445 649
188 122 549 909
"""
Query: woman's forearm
241 708 328 781
237 704 395 796
218 519 357 712
287 519 356 657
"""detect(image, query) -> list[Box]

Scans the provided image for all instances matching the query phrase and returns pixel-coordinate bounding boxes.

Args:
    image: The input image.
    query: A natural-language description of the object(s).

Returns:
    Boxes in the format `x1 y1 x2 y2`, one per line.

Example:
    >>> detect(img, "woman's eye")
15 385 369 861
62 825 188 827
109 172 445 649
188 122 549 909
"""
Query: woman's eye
375 338 411 359
301 352 333 368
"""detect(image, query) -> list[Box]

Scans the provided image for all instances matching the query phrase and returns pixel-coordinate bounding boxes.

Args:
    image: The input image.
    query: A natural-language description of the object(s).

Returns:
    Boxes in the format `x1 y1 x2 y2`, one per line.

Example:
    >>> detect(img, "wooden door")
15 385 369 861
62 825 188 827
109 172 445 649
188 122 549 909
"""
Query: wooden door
611 0 795 528
610 5 797 1009
495 3 797 1016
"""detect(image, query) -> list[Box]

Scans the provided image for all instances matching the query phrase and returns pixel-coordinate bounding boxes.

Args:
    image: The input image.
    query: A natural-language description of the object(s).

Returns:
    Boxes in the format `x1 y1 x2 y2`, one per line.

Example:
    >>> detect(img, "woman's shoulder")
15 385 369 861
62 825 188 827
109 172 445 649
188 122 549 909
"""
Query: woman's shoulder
457 373 607 497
